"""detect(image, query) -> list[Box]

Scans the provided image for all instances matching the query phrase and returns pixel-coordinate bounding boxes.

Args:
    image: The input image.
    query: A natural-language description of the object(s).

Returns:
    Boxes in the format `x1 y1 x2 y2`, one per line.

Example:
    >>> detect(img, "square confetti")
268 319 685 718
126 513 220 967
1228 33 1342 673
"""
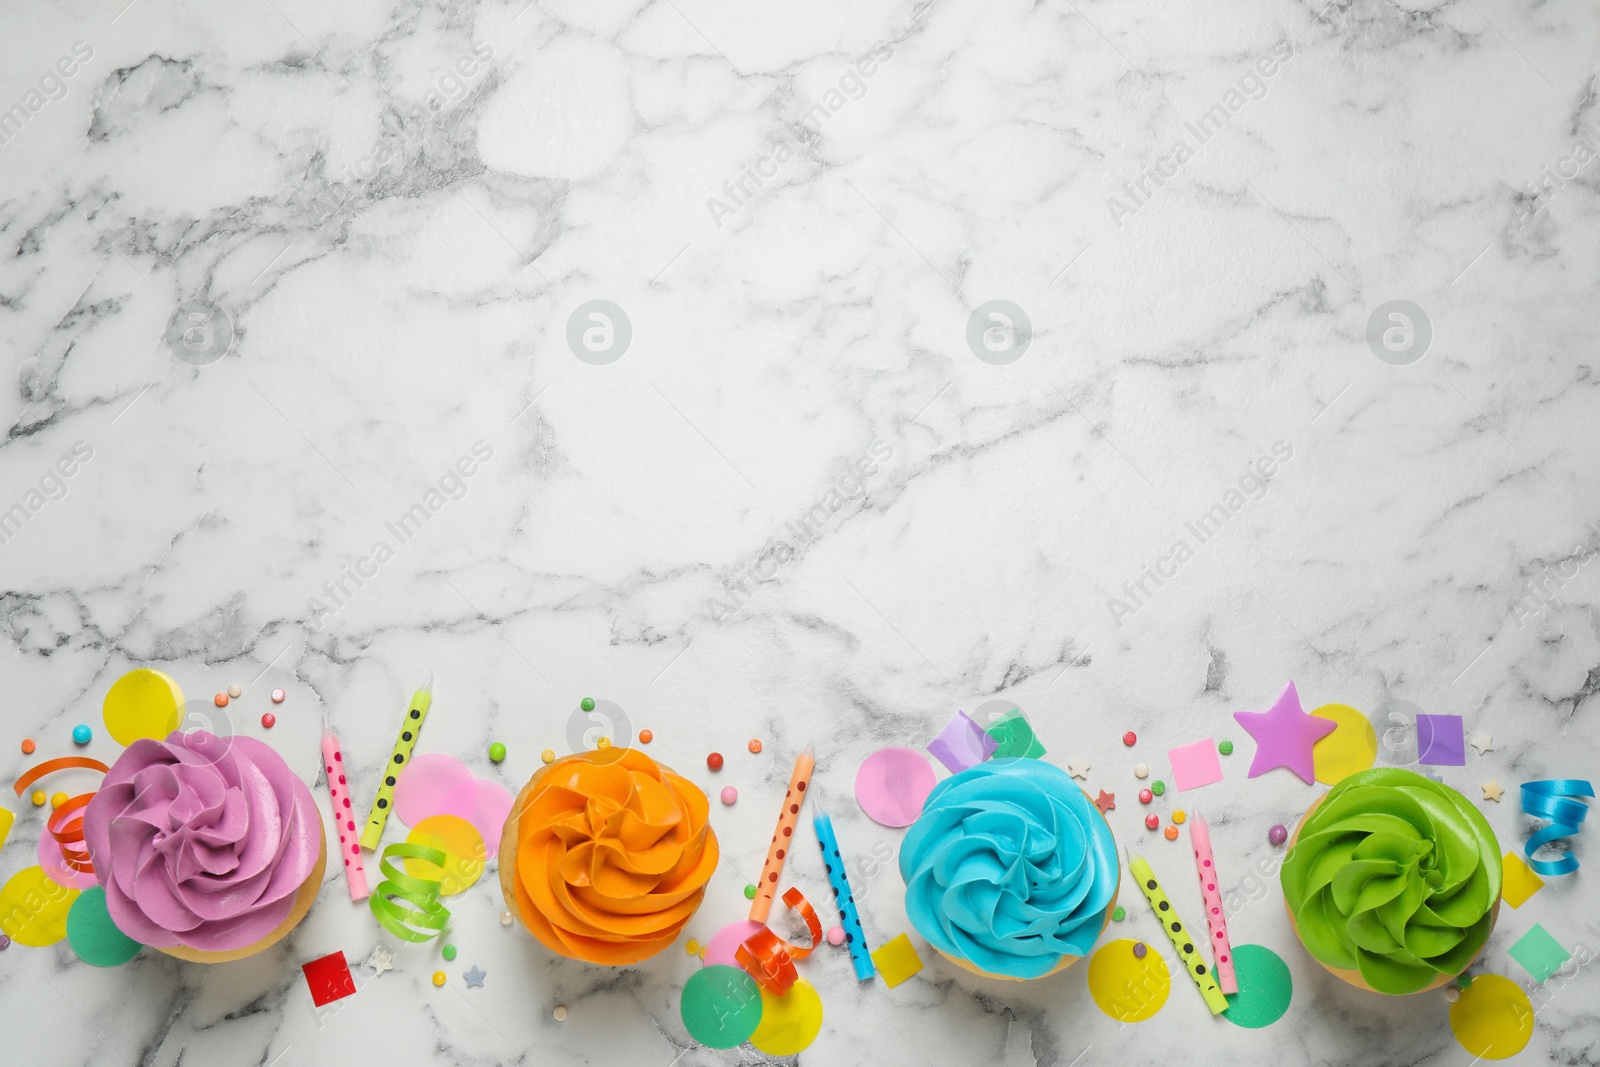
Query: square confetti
984 708 1047 759
1415 714 1466 766
1168 739 1224 792
872 933 925 988
927 711 997 775
302 950 358 1007
1501 851 1546 909
1508 924 1571 983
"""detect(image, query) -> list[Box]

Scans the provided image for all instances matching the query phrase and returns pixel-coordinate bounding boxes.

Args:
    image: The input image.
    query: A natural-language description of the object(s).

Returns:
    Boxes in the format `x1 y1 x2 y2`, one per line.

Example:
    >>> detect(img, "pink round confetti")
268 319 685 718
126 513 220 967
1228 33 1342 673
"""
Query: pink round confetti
701 919 765 968
854 747 937 828
393 753 475 829
826 926 846 946
720 786 737 805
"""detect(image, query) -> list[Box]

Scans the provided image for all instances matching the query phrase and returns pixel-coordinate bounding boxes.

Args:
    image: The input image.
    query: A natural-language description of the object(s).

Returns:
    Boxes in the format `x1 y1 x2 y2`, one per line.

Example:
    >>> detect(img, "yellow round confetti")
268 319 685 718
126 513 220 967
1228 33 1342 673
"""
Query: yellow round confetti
1311 703 1378 785
403 815 487 896
1086 939 1171 1022
749 977 824 1056
1172 811 1187 825
103 669 185 747
1449 974 1533 1059
685 939 700 955
541 748 555 764
0 865 81 946
432 971 446 987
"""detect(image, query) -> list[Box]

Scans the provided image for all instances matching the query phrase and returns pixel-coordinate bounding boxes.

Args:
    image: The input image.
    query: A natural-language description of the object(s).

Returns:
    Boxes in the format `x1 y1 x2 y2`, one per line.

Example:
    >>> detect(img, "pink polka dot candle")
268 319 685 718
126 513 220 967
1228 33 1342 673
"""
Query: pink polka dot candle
1186 811 1235 994
321 726 368 902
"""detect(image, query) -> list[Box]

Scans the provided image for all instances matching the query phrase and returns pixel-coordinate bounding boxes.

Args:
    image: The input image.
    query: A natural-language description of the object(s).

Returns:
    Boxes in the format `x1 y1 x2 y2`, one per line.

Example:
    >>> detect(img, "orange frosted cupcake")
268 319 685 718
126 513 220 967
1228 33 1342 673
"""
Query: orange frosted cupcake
499 748 718 965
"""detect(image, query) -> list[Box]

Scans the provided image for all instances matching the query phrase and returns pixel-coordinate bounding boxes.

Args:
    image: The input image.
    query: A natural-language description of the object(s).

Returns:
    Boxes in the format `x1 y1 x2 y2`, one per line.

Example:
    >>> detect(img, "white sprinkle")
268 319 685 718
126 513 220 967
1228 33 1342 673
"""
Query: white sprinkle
552 1005 568 1021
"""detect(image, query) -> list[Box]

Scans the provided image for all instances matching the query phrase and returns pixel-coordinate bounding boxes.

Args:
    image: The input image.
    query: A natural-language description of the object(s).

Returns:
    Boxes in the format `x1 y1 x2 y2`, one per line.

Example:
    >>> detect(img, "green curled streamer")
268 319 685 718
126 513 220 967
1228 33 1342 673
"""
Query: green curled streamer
368 842 451 943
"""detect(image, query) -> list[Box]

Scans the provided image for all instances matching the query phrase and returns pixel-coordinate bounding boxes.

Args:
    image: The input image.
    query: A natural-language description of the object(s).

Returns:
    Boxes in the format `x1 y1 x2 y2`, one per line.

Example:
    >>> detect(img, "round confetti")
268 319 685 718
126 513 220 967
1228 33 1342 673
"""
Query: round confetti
102 668 184 747
1087 939 1171 1022
743 884 757 899
1268 824 1288 846
1172 811 1187 824
638 729 653 744
213 693 228 707
432 971 446 987
1151 780 1166 796
1222 944 1293 1029
0 866 80 946
706 752 724 771
1449 974 1533 1059
1134 763 1149 779
1163 826 1179 840
1311 703 1379 785
750 977 824 1056
71 725 91 745
686 940 700 955
826 926 845 946
261 713 276 729
227 684 242 698
20 738 35 755
442 944 458 961
553 1005 568 1021
581 697 595 711
271 688 286 703
403 815 488 896
748 739 763 754
702 919 765 967
50 792 68 810
1123 731 1137 746
1112 906 1126 922
488 742 506 763
854 747 938 828
720 786 738 805
30 790 45 807
1218 740 1234 755
66 886 141 967
1138 789 1153 804
541 749 555 764
1145 814 1160 830
681 965 764 1049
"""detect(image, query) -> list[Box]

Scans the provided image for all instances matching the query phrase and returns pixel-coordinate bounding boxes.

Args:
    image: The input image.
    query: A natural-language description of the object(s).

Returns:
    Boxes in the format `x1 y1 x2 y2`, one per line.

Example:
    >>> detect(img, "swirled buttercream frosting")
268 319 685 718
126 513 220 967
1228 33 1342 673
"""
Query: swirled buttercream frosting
507 748 718 965
899 758 1118 978
83 730 321 953
1281 767 1501 994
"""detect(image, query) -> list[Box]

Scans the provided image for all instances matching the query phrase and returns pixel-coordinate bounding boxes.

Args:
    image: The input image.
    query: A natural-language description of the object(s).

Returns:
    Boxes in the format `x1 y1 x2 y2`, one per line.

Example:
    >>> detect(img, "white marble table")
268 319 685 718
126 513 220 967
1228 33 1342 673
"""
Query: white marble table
3 1 1599 1064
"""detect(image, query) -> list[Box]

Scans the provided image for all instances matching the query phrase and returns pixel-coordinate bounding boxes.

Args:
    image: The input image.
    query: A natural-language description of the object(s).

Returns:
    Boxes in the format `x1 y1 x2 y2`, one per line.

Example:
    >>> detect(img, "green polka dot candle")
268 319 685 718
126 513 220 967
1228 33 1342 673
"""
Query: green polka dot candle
360 675 435 850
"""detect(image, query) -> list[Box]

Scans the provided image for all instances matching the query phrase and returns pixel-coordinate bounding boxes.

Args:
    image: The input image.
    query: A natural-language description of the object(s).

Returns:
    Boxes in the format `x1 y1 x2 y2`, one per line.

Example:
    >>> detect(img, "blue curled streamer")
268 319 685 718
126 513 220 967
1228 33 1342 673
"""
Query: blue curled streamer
1521 779 1595 876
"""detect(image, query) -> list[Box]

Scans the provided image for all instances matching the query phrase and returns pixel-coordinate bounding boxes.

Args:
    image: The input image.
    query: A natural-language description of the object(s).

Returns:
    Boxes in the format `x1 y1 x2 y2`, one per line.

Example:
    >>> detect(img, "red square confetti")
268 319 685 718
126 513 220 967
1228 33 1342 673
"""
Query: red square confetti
302 950 357 1007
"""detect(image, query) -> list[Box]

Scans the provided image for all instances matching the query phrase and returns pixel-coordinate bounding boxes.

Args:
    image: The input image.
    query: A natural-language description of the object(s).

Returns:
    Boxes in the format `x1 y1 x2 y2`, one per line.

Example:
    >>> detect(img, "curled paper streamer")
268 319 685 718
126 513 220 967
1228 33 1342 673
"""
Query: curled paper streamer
368 842 450 942
12 756 111 796
47 793 98 875
735 888 823 994
1521 779 1595 876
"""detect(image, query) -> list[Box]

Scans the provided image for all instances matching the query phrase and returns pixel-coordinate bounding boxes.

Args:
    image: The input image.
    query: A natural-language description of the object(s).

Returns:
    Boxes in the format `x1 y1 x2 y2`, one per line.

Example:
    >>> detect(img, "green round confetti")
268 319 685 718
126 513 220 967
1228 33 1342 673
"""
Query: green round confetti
488 742 506 763
442 944 458 961
581 697 595 711
1218 740 1234 755
743 884 757 899
681 965 763 1048
66 887 142 967
1151 780 1166 796
1112 906 1126 922
1222 944 1292 1029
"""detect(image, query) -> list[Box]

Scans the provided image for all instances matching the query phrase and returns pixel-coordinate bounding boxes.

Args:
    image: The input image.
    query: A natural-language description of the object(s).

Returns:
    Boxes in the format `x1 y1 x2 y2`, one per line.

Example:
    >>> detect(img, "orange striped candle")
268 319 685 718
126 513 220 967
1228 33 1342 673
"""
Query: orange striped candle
748 744 814 923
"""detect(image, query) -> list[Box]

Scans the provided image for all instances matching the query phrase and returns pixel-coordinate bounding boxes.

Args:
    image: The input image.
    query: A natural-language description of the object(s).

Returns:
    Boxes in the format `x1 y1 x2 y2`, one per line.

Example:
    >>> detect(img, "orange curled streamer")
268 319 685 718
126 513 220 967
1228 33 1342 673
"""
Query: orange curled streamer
734 887 825 993
47 793 97 874
13 756 111 796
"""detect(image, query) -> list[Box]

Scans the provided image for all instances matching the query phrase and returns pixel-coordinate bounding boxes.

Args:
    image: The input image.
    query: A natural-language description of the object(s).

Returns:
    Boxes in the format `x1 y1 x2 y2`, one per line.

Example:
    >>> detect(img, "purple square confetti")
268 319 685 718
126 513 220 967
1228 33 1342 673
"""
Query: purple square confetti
927 710 997 774
1416 714 1466 766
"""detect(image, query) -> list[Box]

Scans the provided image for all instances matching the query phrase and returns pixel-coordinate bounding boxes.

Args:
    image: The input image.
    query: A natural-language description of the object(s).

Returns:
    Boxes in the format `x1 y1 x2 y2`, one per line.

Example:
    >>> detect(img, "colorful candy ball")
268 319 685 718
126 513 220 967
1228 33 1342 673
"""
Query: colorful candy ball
261 713 276 729
1122 731 1137 746
1144 814 1160 830
20 739 35 755
489 742 507 762
827 926 846 946
1218 739 1233 755
638 729 653 744
1163 825 1180 840
71 724 91 745
706 752 724 771
271 688 286 703
580 697 595 711
1138 789 1153 805
747 739 763 754
720 786 737 805
1268 824 1288 846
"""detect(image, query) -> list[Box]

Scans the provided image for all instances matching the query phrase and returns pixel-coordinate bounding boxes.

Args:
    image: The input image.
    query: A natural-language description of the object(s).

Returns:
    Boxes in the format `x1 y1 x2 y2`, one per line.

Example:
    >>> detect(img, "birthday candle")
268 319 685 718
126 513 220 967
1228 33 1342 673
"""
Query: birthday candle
359 674 433 851
1127 849 1229 1015
1187 811 1236 993
749 744 814 923
813 808 876 980
322 721 369 901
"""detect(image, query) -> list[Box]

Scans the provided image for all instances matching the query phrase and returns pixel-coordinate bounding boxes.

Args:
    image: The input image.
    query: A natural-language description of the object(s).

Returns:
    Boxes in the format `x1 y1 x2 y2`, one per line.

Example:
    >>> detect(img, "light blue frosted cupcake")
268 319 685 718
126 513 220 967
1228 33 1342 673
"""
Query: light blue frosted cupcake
899 759 1120 979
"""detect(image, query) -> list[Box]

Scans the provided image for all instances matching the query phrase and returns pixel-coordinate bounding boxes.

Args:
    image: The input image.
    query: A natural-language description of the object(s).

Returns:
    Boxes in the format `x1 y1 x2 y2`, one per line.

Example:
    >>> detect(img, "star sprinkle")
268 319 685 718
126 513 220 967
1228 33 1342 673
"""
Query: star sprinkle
1068 761 1091 780
363 946 395 977
1094 790 1116 814
1232 681 1336 784
1469 732 1495 756
463 965 487 988
1482 780 1505 803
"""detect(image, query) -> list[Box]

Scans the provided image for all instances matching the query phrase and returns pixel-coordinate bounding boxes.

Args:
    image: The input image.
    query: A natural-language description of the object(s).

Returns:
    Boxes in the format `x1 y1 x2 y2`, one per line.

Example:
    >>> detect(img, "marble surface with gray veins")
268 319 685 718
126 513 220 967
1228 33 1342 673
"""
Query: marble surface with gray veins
3 1 1599 1064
